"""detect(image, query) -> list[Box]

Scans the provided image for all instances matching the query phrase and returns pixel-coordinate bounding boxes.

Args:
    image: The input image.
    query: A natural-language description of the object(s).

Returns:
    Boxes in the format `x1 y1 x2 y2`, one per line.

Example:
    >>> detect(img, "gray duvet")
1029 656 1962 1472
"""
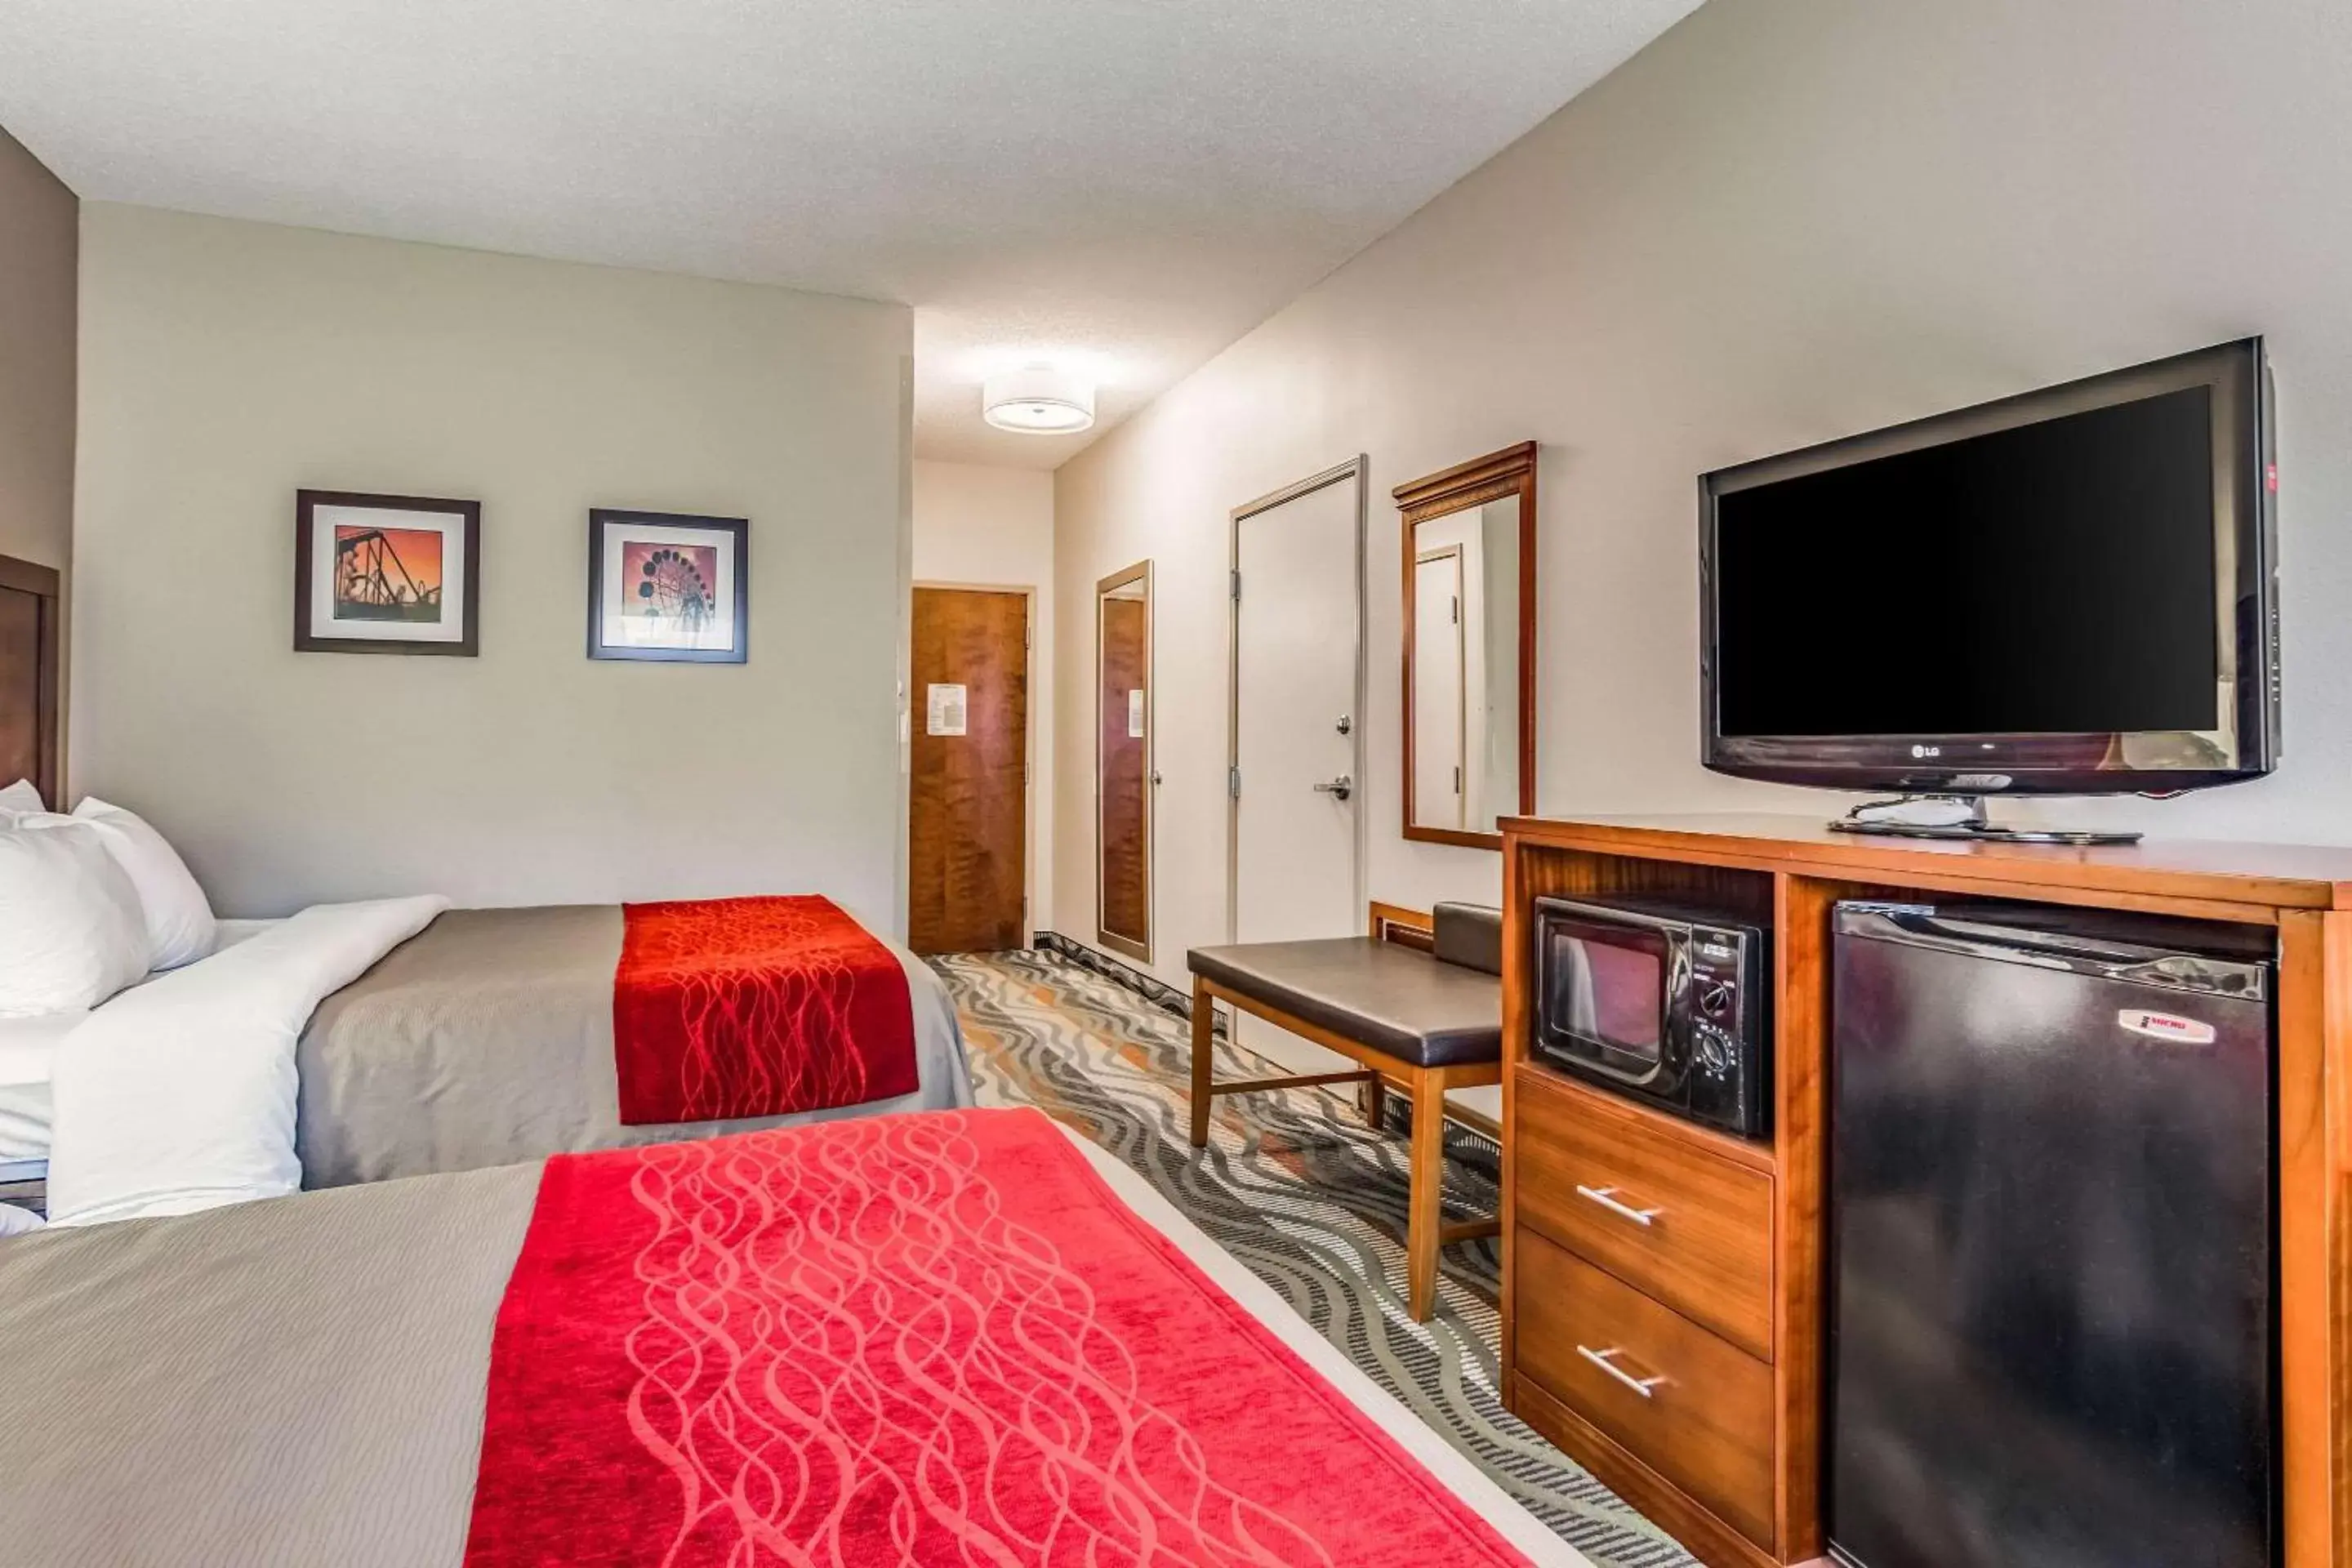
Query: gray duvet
0 1132 1579 1568
294 905 972 1188
0 1164 537 1568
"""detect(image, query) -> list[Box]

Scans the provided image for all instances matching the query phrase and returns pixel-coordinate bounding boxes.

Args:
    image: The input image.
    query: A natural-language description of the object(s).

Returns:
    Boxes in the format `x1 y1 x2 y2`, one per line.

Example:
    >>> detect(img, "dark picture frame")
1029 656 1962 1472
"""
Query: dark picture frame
294 488 482 657
586 509 749 664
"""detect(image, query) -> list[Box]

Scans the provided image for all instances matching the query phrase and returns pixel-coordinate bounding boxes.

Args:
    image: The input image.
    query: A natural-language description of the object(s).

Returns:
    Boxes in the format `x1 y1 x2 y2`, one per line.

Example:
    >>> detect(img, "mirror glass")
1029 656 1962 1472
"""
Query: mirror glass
1096 563 1152 960
1401 443 1534 845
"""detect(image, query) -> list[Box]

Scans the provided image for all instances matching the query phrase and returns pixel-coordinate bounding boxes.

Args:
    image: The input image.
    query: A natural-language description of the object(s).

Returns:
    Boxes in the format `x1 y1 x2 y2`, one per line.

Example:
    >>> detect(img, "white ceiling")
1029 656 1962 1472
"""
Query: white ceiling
0 0 1701 469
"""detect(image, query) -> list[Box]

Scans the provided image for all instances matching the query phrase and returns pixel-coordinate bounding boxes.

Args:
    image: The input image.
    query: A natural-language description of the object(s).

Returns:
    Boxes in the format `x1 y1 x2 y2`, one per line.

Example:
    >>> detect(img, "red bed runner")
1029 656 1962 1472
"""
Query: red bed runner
612 895 918 1125
463 1107 1538 1568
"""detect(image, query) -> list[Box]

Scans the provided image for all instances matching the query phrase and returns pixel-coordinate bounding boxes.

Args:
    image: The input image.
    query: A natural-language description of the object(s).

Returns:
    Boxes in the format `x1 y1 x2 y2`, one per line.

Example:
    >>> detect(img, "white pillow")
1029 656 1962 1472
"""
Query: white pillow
0 779 42 821
72 798 217 970
0 819 150 1016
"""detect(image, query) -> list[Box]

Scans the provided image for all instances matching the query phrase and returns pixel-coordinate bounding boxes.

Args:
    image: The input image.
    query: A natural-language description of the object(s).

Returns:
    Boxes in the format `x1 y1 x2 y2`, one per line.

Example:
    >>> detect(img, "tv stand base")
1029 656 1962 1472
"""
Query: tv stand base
1828 795 2142 847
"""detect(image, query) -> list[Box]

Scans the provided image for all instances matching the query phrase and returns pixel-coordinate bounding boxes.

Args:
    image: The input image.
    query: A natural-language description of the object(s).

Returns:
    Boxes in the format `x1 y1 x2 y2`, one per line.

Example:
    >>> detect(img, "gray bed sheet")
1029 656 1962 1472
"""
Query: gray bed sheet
0 1163 539 1568
294 905 971 1187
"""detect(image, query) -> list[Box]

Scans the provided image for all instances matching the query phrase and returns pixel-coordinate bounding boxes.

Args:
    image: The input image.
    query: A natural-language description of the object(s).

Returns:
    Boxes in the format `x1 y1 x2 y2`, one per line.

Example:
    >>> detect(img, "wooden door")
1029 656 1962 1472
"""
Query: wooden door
909 587 1028 955
1098 589 1151 952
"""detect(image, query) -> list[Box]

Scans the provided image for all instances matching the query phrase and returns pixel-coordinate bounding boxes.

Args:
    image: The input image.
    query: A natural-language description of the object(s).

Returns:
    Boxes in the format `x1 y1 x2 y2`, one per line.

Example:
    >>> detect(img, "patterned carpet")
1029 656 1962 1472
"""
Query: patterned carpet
933 947 1698 1568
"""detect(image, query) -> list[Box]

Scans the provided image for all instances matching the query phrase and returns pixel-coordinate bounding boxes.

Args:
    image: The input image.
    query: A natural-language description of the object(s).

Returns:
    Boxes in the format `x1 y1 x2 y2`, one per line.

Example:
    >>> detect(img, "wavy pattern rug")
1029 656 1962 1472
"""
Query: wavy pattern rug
933 947 1699 1568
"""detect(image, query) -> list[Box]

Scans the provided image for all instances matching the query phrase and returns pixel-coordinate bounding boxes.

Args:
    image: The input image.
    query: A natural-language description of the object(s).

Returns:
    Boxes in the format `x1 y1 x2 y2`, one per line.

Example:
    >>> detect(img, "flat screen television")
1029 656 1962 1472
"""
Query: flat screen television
1700 339 2278 808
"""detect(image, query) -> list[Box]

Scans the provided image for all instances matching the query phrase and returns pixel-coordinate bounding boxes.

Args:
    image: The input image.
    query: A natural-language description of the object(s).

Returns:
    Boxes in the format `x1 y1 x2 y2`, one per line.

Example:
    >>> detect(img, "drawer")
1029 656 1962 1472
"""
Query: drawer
1514 1066 1775 1359
1515 1228 1777 1548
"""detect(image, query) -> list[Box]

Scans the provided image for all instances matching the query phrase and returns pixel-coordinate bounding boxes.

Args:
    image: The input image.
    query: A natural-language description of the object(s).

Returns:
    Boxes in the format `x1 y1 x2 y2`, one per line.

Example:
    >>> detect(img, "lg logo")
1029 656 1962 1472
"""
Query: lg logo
1910 743 1943 759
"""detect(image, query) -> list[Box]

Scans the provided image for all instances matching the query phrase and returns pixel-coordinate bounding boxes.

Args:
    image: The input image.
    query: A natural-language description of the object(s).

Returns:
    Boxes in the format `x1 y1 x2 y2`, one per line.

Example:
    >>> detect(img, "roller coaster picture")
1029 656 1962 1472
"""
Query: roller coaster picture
333 527 443 623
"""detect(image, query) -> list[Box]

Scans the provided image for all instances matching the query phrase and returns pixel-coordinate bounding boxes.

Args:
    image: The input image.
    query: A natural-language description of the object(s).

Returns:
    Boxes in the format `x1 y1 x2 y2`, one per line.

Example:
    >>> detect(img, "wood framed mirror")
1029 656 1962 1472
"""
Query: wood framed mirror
1096 561 1153 960
1396 441 1535 849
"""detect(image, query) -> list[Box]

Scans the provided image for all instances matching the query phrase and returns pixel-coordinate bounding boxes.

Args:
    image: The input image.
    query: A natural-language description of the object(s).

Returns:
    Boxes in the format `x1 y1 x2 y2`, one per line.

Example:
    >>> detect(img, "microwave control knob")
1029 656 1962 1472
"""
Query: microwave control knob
1699 982 1735 1018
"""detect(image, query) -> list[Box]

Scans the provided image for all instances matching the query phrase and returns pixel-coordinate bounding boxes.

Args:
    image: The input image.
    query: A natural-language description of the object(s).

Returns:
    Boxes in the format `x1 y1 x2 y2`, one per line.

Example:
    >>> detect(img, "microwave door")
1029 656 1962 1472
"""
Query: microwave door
1557 938 1601 1037
1544 915 1677 1087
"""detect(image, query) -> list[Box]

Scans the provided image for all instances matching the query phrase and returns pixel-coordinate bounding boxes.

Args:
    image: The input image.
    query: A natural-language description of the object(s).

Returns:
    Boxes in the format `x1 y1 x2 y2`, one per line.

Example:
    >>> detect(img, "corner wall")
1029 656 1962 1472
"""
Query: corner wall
74 206 912 924
1054 0 2352 991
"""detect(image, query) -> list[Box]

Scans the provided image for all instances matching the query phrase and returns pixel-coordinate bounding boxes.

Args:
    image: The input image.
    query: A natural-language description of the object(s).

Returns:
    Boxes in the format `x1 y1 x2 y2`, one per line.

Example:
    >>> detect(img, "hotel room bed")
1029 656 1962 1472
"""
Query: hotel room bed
45 894 969 1226
294 902 969 1187
0 1107 1587 1568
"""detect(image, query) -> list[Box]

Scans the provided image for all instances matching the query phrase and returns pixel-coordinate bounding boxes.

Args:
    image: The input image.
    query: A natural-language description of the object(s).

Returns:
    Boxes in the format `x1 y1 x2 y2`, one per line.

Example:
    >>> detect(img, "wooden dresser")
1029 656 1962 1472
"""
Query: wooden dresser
1499 813 2352 1568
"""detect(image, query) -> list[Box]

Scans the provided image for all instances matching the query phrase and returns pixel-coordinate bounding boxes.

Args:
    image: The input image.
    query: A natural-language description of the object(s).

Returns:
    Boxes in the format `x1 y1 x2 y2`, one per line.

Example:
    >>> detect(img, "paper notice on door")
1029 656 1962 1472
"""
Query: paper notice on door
926 683 967 737
1128 688 1145 738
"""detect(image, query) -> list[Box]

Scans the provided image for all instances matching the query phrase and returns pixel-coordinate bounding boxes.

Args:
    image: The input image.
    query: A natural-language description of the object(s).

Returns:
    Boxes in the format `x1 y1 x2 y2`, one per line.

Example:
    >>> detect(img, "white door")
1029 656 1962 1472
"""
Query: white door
1231 462 1363 1072
1412 548 1465 831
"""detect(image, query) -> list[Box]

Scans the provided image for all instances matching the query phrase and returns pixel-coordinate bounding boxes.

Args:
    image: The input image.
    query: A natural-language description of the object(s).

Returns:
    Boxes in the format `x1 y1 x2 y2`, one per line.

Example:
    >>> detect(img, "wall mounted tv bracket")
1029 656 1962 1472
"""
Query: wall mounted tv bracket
1829 795 2142 847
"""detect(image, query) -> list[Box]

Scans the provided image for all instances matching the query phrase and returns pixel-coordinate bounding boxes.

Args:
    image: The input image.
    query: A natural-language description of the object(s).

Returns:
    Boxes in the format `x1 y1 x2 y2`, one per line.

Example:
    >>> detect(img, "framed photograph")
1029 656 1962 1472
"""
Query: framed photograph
295 489 480 656
587 509 748 663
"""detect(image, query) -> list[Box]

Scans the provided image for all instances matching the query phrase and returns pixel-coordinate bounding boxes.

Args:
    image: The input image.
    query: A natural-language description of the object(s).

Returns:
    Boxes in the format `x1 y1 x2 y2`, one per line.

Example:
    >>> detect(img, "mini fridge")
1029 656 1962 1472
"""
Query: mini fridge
1829 903 2275 1568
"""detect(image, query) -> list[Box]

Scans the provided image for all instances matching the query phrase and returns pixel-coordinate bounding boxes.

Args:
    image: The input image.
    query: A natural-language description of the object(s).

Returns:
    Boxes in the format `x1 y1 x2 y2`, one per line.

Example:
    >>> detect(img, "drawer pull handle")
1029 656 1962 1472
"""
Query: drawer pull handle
1575 1184 1661 1227
1577 1344 1667 1398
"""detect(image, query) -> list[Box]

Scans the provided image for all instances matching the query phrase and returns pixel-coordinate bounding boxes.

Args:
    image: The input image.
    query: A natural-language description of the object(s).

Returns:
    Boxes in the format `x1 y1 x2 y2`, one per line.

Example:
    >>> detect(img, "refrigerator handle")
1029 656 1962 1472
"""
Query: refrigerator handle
1841 907 2269 999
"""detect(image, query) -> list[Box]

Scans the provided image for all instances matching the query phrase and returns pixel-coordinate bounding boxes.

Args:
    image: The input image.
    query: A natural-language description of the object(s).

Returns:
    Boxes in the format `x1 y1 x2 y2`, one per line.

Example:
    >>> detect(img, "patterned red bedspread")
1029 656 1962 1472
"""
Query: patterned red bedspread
463 1107 1536 1568
611 895 918 1125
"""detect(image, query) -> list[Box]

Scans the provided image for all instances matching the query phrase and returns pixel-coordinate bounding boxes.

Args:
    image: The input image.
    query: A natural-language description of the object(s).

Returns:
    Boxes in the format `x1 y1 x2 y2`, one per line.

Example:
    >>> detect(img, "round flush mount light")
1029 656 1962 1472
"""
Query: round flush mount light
982 363 1096 434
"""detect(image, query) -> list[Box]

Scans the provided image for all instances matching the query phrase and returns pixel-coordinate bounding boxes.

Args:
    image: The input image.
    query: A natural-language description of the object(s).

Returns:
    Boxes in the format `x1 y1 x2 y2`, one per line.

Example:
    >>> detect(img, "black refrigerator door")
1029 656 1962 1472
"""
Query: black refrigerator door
1829 907 2274 1568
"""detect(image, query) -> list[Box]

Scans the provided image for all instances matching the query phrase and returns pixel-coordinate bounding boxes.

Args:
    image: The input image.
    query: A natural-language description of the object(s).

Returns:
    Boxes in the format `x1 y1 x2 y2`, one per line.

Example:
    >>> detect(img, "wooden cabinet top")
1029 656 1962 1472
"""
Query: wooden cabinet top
1502 812 2352 914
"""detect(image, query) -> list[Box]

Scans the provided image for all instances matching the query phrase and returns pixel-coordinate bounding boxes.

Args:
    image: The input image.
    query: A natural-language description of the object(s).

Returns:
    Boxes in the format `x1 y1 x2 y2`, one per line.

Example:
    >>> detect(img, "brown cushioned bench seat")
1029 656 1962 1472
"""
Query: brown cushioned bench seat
1185 938 1501 1067
1183 902 1504 1321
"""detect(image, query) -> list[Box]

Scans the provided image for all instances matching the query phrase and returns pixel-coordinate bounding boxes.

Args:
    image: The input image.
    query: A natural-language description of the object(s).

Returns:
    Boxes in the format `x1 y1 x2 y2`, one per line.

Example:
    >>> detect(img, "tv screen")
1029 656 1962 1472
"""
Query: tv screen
1717 389 2219 738
1701 340 2275 795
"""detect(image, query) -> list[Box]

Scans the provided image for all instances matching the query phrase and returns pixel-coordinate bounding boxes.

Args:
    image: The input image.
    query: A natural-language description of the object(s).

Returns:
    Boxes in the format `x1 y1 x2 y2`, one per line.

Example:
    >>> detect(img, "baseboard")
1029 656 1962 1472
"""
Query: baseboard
1031 931 1193 1018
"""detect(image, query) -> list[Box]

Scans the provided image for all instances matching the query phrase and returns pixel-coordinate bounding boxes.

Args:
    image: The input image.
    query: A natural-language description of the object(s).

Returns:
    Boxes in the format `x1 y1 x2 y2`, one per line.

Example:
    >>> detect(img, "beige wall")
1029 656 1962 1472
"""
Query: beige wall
1054 0 2352 990
0 124 74 576
911 458 1054 933
75 206 912 924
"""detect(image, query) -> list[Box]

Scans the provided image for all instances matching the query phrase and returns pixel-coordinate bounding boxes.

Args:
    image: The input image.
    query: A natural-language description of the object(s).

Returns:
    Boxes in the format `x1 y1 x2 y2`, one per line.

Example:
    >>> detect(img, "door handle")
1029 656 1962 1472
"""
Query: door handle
1312 774 1353 801
1576 1344 1667 1398
1575 1184 1661 1227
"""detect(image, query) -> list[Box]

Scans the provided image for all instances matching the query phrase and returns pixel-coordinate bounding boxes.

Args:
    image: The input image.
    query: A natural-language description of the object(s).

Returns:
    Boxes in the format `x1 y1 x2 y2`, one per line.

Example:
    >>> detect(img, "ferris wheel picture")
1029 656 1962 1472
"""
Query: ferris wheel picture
588 509 750 665
630 544 717 635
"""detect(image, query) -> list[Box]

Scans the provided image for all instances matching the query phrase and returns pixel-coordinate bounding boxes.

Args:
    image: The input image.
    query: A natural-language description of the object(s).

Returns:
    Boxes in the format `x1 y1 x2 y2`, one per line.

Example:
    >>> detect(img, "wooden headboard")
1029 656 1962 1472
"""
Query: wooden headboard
0 553 61 808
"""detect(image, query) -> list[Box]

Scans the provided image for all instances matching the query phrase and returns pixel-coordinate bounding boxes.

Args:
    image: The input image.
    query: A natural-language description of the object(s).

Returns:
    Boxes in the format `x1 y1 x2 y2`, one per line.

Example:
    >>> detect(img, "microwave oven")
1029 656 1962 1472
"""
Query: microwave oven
1530 893 1771 1138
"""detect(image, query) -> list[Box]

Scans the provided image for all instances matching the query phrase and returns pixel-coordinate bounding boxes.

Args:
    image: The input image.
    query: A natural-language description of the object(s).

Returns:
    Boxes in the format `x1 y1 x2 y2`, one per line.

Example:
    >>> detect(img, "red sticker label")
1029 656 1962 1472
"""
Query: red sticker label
2267 463 2279 493
2118 1009 2216 1046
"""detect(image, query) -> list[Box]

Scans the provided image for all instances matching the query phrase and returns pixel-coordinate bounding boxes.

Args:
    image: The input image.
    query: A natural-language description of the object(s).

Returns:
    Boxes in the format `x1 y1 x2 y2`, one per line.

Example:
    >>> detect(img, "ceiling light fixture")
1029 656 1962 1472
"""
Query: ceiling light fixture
982 363 1095 434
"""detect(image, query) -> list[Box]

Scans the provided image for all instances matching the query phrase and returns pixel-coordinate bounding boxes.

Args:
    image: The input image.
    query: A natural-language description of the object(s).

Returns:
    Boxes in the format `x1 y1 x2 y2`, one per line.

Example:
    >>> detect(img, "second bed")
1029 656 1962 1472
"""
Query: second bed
294 900 969 1186
46 893 969 1223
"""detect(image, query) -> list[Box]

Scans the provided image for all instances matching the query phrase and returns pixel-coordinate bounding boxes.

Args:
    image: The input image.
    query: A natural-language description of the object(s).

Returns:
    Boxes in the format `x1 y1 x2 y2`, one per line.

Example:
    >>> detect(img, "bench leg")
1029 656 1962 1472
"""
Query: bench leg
1405 1071 1448 1322
1188 977 1214 1148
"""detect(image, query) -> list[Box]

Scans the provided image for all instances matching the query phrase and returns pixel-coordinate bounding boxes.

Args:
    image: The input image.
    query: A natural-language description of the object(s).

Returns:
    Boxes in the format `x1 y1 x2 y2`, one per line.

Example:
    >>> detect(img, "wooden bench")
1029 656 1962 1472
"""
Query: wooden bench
1185 902 1504 1321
